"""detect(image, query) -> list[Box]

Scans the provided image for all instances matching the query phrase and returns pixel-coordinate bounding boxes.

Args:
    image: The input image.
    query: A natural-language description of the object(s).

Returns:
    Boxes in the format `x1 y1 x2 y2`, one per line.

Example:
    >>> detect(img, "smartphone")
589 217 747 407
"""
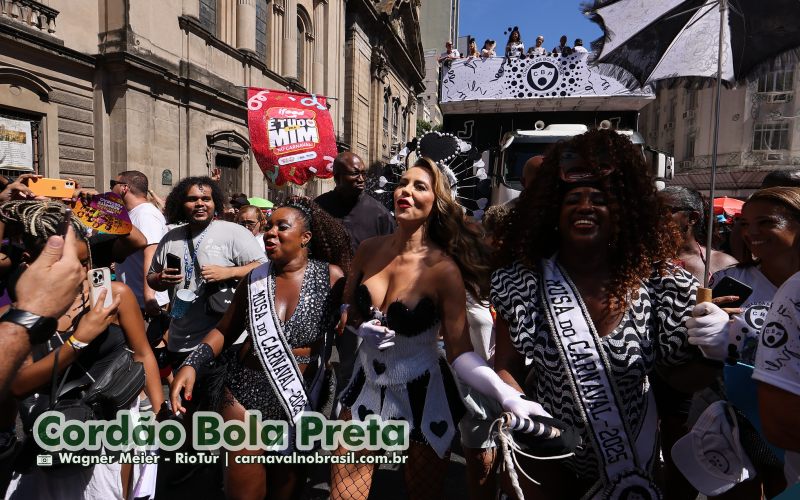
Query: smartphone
166 253 181 273
712 276 753 308
88 267 114 308
27 178 76 198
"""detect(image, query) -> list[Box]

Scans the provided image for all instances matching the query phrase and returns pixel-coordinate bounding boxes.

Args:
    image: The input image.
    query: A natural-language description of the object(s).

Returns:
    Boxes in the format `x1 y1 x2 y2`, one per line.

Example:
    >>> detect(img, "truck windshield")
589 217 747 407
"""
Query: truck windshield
503 143 552 190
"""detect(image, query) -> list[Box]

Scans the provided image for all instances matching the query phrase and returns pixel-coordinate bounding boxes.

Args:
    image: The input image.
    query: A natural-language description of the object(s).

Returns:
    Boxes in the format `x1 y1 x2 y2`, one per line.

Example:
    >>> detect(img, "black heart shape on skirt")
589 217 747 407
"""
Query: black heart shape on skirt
357 405 374 421
418 132 459 163
373 360 386 375
429 420 448 438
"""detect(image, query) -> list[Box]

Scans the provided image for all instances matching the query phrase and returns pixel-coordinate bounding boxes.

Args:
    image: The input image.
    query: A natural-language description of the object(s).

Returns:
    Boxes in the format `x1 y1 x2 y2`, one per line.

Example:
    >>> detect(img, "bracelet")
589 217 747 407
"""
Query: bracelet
67 335 89 351
339 304 350 315
179 343 215 371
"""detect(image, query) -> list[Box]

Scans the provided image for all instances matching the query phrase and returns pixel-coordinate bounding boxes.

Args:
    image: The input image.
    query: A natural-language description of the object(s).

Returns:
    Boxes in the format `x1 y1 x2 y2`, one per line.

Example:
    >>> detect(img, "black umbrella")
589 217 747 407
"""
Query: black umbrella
587 0 800 288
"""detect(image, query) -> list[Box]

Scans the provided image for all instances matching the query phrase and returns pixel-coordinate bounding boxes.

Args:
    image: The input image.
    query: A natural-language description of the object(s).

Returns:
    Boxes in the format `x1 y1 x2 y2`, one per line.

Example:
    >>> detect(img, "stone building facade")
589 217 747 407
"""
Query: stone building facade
0 0 423 200
342 0 424 167
639 62 800 197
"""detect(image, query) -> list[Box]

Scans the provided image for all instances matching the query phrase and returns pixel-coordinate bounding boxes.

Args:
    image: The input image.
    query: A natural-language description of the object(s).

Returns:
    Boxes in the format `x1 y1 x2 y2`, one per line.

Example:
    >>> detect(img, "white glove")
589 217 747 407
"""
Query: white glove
452 351 552 422
355 320 395 350
686 302 730 360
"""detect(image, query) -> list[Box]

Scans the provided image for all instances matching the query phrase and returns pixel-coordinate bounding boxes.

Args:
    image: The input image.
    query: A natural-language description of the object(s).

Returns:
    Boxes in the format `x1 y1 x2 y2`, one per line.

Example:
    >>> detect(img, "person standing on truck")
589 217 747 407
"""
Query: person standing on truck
552 35 573 56
573 38 589 55
527 35 546 57
505 27 525 58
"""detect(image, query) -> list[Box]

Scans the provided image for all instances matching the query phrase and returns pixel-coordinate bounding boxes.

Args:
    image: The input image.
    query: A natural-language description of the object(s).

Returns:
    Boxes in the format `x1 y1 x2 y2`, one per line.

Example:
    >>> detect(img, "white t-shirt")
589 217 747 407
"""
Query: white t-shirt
711 265 778 364
116 202 169 309
439 49 460 61
150 220 268 352
753 271 800 485
253 233 266 253
573 45 589 54
507 42 525 57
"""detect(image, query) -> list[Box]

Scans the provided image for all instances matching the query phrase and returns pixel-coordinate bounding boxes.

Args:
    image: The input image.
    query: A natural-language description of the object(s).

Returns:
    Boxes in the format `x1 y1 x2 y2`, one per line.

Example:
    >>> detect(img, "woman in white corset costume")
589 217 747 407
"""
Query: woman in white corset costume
330 157 552 500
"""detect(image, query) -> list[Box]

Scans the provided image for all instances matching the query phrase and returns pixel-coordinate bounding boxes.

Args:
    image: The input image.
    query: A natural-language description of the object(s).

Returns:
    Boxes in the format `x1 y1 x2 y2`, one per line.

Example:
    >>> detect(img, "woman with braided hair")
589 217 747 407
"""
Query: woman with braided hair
0 200 164 499
170 196 350 499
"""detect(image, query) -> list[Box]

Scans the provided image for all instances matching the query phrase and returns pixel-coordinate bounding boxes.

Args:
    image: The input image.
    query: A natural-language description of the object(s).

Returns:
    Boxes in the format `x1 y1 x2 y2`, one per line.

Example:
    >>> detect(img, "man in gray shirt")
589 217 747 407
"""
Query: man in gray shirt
148 177 266 360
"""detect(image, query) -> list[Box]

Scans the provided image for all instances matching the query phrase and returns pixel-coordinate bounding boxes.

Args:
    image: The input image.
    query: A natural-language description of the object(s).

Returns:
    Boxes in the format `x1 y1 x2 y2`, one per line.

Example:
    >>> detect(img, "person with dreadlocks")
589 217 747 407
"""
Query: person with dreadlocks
491 129 721 498
170 196 350 499
0 200 164 499
330 157 554 500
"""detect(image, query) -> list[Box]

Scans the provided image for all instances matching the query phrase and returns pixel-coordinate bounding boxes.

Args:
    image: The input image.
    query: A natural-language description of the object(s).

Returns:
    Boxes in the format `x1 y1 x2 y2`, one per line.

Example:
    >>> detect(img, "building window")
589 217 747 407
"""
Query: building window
401 110 408 146
684 133 695 160
758 69 794 93
199 0 217 34
296 7 313 88
256 0 268 62
753 122 790 151
667 99 676 124
685 89 697 110
383 92 390 134
392 101 399 144
297 16 305 85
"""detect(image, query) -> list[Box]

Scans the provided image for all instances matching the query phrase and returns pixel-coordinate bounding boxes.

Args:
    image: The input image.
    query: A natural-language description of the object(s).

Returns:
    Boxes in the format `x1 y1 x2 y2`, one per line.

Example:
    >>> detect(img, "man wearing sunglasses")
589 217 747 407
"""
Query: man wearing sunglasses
113 171 170 323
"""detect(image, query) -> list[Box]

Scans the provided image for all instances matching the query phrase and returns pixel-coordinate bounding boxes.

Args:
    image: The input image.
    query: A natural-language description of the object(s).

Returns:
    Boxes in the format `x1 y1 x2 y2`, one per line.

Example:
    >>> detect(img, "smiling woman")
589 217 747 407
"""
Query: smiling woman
491 129 710 498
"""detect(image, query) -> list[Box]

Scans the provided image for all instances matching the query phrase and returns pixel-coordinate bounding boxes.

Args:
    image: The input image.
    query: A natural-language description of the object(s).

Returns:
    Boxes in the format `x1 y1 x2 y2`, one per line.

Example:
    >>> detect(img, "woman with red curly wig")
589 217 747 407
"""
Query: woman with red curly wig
491 129 718 499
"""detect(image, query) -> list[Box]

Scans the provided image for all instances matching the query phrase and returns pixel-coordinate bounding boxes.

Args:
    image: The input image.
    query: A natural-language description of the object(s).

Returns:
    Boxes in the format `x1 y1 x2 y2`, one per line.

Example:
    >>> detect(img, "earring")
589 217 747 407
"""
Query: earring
300 242 307 248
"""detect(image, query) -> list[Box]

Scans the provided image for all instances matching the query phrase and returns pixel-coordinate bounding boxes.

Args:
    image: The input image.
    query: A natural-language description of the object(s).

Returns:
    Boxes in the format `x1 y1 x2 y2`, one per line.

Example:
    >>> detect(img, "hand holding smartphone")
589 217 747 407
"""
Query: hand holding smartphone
712 276 753 308
88 267 114 308
27 178 77 199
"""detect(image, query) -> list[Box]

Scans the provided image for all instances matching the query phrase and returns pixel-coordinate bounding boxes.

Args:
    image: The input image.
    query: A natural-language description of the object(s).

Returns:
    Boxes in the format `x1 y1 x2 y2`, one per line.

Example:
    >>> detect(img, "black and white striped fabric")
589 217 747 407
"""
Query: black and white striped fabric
490 260 698 481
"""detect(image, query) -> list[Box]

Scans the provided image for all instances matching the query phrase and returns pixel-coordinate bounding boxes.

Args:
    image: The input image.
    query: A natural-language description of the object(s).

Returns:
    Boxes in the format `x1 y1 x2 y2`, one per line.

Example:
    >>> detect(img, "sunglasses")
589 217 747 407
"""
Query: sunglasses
238 220 259 229
558 149 615 183
110 180 128 189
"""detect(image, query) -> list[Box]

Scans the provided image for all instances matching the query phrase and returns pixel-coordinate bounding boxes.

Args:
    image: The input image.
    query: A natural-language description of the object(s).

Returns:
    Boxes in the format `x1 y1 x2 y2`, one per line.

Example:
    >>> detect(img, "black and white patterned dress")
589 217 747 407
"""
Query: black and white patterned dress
490 260 698 481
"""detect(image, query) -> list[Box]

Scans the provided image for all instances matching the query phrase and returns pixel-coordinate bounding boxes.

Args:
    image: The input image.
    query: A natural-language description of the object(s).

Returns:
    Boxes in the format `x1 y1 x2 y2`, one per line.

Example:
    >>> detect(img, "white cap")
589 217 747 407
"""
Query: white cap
671 401 756 496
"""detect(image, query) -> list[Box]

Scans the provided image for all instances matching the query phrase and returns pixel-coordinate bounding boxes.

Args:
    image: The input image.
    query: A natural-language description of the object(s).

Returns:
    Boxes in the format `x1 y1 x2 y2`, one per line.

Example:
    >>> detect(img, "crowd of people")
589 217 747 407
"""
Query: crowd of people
438 27 588 65
0 131 799 499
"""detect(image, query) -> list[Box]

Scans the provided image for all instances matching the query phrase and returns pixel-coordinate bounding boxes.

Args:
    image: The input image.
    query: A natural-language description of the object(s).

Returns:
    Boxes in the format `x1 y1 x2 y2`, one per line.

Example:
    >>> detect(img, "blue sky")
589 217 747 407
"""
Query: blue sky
459 0 604 51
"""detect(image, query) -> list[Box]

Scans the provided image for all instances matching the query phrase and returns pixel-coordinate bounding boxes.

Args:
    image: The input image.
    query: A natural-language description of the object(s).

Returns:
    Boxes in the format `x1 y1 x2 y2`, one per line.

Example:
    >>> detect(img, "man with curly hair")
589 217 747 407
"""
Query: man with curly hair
147 176 267 366
490 129 723 498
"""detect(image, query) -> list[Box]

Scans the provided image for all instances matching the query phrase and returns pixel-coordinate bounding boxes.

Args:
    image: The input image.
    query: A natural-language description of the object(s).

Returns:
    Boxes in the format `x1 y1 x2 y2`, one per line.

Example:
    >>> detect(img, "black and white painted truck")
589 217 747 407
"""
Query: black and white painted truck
438 52 674 205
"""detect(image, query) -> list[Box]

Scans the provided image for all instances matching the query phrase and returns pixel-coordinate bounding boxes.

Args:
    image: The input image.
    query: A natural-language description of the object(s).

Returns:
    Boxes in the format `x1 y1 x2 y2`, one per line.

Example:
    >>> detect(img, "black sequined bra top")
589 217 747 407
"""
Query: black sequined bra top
355 283 439 337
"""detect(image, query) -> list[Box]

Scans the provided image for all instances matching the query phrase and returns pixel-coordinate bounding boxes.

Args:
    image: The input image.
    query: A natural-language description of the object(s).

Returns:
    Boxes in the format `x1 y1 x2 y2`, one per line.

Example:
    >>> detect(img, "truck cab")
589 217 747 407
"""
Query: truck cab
494 124 674 204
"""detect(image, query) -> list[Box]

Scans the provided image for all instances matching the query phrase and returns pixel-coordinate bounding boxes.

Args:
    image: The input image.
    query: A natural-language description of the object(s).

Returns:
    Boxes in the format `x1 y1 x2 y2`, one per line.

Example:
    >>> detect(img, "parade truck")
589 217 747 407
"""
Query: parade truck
438 53 674 205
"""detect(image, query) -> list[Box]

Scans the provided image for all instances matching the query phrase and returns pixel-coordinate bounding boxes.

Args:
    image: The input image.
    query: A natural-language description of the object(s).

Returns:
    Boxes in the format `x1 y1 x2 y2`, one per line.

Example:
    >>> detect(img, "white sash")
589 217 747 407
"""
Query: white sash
247 262 310 425
540 257 661 500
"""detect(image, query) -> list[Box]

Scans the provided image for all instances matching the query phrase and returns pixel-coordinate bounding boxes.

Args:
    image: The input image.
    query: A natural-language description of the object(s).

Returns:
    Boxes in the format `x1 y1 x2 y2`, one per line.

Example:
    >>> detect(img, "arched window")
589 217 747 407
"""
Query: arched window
296 7 313 88
297 16 306 84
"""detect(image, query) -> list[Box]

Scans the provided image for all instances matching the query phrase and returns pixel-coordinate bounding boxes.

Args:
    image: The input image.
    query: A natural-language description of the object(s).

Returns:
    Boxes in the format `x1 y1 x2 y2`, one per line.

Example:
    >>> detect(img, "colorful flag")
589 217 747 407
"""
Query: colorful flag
73 192 132 235
247 88 337 186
